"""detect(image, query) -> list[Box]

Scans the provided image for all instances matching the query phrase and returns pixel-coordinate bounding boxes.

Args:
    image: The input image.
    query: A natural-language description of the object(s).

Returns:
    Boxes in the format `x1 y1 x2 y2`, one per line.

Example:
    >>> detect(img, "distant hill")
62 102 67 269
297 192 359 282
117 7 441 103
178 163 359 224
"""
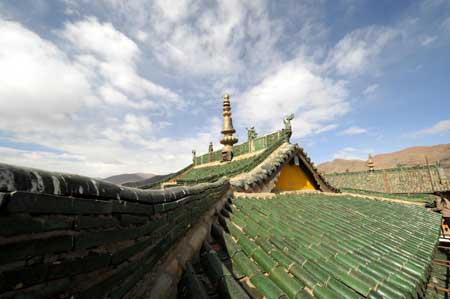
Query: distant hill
103 173 155 185
122 173 173 188
318 143 450 175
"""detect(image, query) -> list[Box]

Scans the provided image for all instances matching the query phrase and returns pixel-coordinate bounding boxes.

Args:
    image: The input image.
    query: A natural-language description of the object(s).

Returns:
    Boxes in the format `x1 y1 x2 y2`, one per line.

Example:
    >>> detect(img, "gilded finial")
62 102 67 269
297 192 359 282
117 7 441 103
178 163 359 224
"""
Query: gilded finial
220 93 238 161
367 154 375 172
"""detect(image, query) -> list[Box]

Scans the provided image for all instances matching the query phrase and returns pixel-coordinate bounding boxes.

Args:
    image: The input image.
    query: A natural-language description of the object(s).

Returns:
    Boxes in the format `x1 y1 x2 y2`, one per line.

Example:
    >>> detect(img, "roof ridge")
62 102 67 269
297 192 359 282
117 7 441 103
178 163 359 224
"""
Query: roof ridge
232 143 338 193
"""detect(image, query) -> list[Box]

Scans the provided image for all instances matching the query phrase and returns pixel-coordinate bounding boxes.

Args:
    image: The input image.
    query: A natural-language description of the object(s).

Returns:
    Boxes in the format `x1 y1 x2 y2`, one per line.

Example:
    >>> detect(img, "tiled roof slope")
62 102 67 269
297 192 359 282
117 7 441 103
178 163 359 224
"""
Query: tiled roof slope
194 130 286 166
325 166 450 194
174 138 285 185
232 143 337 193
425 249 450 299
160 140 337 193
129 163 193 189
139 131 336 192
214 194 441 298
340 188 436 204
0 162 230 299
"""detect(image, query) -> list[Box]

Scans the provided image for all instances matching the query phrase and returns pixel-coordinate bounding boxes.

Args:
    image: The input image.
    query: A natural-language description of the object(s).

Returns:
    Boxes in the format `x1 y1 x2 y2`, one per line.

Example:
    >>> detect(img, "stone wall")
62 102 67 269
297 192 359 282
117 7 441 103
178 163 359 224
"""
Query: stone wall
0 163 230 299
325 165 450 193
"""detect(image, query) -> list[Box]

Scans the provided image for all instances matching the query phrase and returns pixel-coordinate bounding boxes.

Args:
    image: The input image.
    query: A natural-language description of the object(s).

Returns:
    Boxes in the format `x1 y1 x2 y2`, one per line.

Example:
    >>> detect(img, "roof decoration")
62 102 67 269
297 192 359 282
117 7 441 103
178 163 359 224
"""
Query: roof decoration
367 154 375 172
283 113 294 139
220 94 238 162
191 149 196 164
246 126 258 152
138 107 337 192
208 142 214 153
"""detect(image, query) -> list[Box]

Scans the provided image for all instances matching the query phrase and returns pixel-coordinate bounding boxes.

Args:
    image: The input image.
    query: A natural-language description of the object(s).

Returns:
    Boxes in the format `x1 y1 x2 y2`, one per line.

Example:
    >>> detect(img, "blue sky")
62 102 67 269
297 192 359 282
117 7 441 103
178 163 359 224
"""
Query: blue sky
0 0 449 177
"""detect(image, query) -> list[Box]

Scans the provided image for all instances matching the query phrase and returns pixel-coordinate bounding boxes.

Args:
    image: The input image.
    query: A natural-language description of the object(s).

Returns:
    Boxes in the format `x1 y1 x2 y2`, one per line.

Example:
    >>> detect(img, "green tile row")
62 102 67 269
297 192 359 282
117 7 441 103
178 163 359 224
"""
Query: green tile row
221 193 441 299
177 138 286 184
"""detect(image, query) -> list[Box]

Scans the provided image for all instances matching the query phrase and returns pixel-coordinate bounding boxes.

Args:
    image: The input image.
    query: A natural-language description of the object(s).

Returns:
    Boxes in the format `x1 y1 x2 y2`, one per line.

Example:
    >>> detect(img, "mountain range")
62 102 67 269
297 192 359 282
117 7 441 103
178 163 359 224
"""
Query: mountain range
317 143 450 175
102 143 450 185
102 173 155 185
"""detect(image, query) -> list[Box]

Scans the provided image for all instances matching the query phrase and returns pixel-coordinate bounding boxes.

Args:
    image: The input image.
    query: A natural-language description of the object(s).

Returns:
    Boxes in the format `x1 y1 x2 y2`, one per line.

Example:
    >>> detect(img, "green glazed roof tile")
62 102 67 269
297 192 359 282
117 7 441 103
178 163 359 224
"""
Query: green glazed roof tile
325 277 362 299
217 193 441 298
250 272 289 299
177 138 286 185
313 284 343 299
252 247 278 272
231 251 260 278
289 264 320 289
269 266 305 299
222 232 242 258
238 235 258 256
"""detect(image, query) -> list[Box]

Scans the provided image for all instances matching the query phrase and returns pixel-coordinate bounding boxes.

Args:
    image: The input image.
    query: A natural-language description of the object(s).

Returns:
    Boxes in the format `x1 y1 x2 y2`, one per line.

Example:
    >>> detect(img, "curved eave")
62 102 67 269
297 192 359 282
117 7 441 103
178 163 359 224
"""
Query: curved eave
0 162 228 205
231 143 339 193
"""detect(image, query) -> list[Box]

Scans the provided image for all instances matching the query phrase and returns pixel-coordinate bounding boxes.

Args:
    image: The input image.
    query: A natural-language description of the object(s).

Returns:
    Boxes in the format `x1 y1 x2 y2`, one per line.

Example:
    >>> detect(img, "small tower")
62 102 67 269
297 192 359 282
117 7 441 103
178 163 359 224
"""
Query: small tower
367 154 375 172
247 127 257 152
220 94 238 162
192 150 196 165
208 142 214 162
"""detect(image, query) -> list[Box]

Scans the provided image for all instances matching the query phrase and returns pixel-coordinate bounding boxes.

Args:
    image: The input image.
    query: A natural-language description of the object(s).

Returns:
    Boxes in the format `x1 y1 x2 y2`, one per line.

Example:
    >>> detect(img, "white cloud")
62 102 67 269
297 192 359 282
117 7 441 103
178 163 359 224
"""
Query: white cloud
1 115 222 178
135 30 148 42
363 84 379 96
421 0 447 10
0 11 287 178
412 119 450 137
3 1 445 178
333 147 373 160
339 126 368 135
102 0 283 82
0 19 92 128
98 85 154 109
235 58 349 138
316 124 338 134
0 17 182 132
122 114 152 132
59 17 183 109
442 16 450 32
419 35 437 46
0 18 201 177
61 17 139 65
147 0 245 75
326 26 398 75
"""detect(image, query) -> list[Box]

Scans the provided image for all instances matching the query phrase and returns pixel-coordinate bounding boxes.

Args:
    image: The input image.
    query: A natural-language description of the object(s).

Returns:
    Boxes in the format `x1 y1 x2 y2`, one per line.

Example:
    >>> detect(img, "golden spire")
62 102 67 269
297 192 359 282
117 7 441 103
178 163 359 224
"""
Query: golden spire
367 154 375 172
220 94 238 161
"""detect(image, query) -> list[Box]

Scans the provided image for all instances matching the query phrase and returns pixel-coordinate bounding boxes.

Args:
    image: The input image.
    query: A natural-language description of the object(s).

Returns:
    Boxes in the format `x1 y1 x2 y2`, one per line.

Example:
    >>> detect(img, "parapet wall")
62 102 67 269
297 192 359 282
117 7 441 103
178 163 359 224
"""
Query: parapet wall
325 165 450 193
194 130 286 165
0 163 230 299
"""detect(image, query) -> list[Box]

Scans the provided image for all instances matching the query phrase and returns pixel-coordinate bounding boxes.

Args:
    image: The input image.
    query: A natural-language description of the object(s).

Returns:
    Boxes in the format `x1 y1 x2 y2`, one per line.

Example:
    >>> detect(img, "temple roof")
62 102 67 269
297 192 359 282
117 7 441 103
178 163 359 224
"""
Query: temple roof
196 193 441 298
137 130 337 193
0 93 445 298
230 142 336 193
325 165 450 194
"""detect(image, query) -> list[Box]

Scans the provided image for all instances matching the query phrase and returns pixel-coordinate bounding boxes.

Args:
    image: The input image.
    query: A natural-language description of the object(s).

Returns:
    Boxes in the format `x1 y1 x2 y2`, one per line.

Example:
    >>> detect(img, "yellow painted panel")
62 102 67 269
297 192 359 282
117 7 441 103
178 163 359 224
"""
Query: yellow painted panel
274 163 317 191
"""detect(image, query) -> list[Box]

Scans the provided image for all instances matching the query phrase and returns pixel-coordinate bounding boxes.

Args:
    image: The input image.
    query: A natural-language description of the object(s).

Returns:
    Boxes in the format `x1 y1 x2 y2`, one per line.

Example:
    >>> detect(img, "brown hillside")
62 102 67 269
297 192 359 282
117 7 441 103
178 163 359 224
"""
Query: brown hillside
318 159 367 174
103 173 155 185
318 143 450 174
